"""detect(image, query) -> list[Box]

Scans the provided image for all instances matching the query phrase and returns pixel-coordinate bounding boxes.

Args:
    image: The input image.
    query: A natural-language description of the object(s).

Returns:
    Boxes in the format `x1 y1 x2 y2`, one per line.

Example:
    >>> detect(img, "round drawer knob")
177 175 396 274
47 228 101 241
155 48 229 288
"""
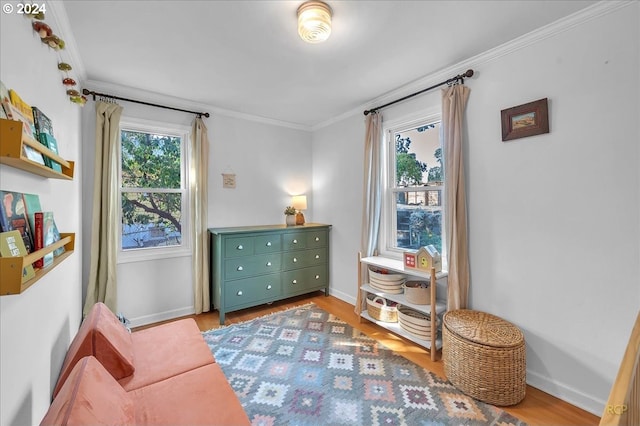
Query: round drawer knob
293 258 297 263
237 266 243 271
266 241 272 246
315 237 320 242
237 290 243 296
315 255 320 259
292 279 297 284
237 245 243 250
293 239 298 244
266 262 272 266
267 284 272 290
315 275 320 279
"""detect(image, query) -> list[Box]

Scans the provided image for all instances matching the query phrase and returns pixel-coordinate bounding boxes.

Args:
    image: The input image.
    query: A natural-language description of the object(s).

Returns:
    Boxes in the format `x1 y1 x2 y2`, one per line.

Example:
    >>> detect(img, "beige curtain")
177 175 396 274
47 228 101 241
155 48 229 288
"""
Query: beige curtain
191 117 210 314
442 84 470 311
84 101 123 316
356 112 383 315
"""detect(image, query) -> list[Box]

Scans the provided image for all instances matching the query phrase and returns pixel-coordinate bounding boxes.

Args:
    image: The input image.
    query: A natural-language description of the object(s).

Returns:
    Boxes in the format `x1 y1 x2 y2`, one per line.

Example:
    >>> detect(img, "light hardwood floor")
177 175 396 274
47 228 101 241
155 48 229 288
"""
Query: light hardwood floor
143 292 600 426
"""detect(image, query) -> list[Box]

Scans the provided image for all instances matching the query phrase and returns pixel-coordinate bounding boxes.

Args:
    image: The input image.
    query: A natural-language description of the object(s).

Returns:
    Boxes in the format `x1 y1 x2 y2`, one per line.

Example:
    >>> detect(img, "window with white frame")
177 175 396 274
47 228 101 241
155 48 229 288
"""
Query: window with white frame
118 119 190 260
380 116 445 263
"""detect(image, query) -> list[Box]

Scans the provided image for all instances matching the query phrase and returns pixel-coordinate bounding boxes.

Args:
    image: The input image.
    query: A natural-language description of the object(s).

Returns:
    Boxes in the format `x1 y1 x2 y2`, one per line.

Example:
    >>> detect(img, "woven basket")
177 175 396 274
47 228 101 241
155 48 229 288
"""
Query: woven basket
442 310 526 406
369 280 404 294
398 307 438 339
366 296 398 323
402 281 430 305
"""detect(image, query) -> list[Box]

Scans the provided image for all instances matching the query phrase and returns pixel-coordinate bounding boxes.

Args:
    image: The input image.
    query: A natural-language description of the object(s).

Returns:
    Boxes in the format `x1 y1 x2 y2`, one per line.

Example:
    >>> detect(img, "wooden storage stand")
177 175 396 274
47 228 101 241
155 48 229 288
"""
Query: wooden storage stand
358 253 447 361
0 118 76 295
0 118 75 179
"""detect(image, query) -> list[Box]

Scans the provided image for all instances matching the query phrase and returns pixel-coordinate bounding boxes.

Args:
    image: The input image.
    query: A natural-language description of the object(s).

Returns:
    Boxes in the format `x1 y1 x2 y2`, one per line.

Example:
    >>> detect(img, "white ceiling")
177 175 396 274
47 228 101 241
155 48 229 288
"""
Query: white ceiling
61 0 598 128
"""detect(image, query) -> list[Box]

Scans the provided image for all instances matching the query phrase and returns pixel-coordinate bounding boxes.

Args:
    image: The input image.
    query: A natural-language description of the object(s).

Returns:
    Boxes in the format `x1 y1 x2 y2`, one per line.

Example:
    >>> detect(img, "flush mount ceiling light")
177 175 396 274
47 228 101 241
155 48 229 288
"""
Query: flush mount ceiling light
297 1 332 43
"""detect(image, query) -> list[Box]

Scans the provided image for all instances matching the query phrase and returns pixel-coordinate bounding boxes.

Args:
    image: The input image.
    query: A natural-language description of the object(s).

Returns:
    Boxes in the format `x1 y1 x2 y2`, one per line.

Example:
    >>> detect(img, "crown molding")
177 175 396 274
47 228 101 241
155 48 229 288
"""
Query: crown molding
48 0 632 132
313 0 634 131
84 79 312 131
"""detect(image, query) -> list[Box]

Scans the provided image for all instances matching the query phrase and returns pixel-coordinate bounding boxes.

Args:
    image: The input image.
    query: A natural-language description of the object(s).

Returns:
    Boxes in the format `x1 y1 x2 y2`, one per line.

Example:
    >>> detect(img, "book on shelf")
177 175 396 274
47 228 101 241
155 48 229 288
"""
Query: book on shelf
32 106 54 138
34 211 56 268
3 103 45 165
0 190 34 253
22 192 41 233
32 106 56 168
9 89 35 127
0 230 36 283
0 80 10 120
22 194 65 259
39 133 62 172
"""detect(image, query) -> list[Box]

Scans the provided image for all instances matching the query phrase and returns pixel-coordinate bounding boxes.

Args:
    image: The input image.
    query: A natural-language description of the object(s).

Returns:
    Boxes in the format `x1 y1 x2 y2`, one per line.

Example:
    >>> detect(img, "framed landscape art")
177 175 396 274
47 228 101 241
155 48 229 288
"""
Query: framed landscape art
501 98 549 141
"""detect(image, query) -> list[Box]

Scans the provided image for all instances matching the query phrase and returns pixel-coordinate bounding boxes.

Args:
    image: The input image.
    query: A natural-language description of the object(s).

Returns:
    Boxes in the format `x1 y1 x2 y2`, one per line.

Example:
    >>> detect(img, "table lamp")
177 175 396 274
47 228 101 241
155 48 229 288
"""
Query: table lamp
291 195 307 225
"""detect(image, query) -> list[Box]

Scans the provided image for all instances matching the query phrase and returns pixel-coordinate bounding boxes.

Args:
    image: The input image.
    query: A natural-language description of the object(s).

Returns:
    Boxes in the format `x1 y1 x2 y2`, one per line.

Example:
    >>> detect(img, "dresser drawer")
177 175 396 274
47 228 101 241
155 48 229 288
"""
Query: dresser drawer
282 247 328 270
254 234 282 254
282 265 328 293
224 236 254 258
224 275 282 308
224 254 281 280
283 232 307 250
306 230 328 248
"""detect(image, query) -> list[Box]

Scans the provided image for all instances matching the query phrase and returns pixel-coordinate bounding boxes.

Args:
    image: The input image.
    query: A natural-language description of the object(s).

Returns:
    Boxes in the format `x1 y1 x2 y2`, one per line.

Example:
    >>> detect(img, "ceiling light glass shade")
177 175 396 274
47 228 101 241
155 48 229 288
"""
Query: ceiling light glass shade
297 1 332 43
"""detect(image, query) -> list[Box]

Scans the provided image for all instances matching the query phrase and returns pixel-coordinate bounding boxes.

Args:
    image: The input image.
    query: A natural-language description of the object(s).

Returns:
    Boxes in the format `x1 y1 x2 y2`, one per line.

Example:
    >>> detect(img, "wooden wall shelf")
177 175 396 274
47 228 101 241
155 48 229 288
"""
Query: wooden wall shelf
0 233 75 296
0 118 74 180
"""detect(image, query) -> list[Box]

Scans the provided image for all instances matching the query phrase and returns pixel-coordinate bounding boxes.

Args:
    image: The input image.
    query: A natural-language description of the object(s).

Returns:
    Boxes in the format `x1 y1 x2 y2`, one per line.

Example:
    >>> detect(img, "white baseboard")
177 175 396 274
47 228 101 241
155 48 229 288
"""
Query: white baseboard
128 306 195 328
526 369 604 416
328 288 356 306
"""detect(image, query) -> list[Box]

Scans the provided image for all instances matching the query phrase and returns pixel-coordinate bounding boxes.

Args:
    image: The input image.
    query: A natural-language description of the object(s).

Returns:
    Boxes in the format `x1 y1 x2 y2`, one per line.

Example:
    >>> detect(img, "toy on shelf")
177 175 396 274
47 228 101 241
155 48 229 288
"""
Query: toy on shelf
403 245 442 273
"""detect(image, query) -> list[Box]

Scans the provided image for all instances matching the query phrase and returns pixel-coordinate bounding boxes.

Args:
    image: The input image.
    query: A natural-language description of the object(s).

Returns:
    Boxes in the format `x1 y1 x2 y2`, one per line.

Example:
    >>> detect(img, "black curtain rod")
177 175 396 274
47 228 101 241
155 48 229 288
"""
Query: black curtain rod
363 69 474 116
82 88 210 118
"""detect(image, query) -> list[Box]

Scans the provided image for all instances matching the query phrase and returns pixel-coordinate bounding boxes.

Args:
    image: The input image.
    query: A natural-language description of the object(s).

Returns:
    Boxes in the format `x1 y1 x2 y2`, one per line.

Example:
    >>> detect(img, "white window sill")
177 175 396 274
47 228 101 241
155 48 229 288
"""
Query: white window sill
118 247 191 264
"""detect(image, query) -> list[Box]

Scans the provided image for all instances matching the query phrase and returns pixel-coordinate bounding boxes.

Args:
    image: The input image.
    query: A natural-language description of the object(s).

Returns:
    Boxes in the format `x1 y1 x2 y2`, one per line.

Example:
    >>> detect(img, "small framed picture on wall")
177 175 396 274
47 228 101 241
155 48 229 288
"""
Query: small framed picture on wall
501 98 549 141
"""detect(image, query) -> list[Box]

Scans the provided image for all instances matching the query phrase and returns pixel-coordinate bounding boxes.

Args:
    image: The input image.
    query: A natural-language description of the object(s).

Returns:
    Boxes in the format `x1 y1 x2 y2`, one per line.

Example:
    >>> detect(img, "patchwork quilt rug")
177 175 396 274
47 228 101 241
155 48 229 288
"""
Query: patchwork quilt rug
202 303 526 426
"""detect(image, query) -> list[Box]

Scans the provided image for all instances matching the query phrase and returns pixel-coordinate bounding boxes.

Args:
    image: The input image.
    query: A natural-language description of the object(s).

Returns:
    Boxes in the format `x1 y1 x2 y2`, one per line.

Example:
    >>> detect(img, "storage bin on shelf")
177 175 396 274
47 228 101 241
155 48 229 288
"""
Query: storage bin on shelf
366 295 398 323
402 280 430 305
368 267 405 294
398 306 439 340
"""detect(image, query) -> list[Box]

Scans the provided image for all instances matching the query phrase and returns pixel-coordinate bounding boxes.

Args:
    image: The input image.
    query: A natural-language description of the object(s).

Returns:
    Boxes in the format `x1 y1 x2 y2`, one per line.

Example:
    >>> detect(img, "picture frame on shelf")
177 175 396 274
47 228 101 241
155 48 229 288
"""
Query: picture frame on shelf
501 97 549 141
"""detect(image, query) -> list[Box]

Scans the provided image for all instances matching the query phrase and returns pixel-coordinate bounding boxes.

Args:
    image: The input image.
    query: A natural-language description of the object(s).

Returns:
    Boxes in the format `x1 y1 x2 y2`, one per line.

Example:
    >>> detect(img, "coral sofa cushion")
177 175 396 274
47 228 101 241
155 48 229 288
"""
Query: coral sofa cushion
132 363 250 425
53 302 135 398
118 318 215 391
40 356 135 426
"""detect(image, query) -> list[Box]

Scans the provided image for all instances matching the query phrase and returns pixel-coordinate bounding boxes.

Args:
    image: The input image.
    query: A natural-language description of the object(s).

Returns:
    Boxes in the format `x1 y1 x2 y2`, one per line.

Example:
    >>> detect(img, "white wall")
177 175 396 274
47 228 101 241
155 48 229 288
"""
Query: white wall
0 6 83 425
80 84 313 326
465 3 639 413
313 2 639 415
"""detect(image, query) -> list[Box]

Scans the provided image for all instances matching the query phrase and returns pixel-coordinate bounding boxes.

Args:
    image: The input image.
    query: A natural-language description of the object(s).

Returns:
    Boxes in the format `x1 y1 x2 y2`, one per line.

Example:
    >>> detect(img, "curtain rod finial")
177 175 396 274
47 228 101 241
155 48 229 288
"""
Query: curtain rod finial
464 69 474 78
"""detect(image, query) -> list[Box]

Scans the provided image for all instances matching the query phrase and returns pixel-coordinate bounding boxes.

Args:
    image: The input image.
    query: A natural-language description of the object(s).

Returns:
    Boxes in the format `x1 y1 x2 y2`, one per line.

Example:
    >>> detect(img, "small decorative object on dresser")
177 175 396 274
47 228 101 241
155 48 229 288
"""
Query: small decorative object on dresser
284 206 296 226
291 195 307 225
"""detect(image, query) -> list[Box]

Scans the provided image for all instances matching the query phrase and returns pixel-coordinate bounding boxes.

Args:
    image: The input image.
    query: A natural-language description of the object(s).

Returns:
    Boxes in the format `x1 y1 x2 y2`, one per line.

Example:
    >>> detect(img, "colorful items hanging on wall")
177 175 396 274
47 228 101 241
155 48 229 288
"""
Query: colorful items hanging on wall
28 11 86 106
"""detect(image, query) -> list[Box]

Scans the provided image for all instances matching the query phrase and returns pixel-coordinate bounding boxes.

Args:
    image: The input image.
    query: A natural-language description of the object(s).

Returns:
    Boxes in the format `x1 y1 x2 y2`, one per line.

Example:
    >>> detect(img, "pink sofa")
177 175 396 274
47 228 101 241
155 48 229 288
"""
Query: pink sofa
41 302 250 425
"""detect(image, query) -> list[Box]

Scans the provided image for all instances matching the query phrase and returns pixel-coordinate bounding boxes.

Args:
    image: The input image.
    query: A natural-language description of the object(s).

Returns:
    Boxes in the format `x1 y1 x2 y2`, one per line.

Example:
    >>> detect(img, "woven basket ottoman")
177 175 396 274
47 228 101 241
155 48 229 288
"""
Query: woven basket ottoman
442 309 526 406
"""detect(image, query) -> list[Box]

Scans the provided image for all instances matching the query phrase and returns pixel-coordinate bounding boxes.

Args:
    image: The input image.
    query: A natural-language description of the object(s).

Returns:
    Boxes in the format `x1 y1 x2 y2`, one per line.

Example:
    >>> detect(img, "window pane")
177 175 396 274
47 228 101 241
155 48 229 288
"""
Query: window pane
395 206 442 253
395 122 442 187
121 192 182 250
391 121 443 254
121 130 182 189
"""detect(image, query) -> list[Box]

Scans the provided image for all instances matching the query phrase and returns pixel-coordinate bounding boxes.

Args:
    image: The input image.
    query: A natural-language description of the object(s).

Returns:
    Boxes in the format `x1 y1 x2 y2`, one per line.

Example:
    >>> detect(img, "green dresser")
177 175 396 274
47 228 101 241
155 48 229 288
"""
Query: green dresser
209 223 331 324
